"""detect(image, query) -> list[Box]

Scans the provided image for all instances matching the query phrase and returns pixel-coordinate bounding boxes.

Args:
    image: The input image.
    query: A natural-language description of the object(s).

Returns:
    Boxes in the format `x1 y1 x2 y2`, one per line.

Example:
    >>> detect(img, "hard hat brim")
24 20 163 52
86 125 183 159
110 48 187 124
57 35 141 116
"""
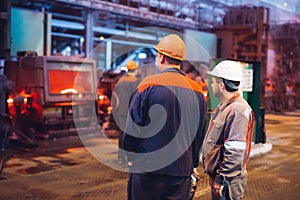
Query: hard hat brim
154 46 185 61
207 70 219 77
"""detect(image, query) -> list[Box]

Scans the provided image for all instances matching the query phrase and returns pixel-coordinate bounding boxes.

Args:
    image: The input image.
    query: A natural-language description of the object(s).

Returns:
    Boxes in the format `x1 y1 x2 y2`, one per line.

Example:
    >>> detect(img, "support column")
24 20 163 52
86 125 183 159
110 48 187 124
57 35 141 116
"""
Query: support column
85 11 94 56
106 40 112 70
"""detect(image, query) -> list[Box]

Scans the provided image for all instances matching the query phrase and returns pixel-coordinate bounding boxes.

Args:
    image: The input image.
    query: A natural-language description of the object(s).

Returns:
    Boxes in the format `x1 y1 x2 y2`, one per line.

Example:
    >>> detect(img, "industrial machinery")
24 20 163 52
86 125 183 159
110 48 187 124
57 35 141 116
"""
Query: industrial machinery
4 53 98 139
0 73 38 151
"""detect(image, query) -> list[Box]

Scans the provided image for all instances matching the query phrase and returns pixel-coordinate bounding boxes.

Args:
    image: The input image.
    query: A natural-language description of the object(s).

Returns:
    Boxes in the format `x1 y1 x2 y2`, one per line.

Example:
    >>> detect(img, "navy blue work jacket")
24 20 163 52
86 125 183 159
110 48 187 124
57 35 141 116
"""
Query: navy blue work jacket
123 68 207 177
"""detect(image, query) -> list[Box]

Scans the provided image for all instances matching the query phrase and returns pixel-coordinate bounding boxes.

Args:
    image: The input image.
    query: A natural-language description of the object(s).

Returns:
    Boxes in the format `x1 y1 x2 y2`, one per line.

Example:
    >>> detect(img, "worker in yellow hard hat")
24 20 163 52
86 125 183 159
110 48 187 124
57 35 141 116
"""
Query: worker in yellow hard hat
126 60 138 71
112 60 140 165
123 34 207 200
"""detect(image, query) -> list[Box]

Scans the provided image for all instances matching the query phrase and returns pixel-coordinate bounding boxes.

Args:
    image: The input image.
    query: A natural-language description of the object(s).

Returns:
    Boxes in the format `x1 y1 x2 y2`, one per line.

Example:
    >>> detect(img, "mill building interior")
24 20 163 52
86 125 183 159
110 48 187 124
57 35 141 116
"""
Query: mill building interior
0 0 299 142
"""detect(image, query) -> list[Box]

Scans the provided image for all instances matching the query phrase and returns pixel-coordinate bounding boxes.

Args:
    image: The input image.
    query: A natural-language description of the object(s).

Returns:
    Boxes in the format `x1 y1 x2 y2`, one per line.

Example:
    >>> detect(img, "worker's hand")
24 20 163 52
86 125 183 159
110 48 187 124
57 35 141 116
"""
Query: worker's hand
212 180 224 197
218 184 224 197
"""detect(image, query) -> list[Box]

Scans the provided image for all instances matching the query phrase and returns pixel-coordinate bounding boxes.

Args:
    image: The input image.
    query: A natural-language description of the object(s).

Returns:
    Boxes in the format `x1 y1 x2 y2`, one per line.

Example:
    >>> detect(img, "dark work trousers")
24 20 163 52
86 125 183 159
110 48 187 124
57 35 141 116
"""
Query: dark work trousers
118 131 126 161
127 172 191 200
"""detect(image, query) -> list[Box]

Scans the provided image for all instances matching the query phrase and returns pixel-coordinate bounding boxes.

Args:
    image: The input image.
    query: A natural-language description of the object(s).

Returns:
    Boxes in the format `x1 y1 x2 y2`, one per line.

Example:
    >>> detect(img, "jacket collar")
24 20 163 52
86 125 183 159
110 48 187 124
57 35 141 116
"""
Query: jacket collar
218 93 240 111
162 67 186 76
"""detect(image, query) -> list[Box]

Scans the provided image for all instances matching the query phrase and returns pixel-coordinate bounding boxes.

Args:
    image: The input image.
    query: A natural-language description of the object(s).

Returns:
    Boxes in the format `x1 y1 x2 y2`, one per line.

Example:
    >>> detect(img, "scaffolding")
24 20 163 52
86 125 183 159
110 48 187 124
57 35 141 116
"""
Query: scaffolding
270 22 300 109
212 6 270 106
55 0 201 29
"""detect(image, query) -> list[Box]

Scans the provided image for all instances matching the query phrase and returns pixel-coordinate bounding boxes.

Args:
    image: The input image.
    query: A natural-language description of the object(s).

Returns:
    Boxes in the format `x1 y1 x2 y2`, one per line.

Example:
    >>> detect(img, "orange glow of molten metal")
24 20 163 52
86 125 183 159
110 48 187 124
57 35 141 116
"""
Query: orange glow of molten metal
7 97 14 104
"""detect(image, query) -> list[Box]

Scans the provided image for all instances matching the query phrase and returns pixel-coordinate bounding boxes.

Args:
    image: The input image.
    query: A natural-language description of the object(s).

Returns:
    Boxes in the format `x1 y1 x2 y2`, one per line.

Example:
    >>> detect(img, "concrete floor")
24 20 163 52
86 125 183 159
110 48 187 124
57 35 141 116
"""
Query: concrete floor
0 112 299 200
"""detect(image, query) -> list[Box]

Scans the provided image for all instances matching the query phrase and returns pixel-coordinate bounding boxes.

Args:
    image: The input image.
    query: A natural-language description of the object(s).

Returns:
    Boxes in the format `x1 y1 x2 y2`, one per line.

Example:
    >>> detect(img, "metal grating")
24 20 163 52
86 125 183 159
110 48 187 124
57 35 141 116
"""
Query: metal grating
244 174 300 199
71 184 124 199
197 174 210 189
75 176 114 186
0 189 59 200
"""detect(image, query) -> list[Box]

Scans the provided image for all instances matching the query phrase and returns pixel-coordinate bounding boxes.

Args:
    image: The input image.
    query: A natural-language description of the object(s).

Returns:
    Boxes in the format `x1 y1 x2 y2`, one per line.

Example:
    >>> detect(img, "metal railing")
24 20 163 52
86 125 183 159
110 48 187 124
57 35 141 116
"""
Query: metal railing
55 0 201 29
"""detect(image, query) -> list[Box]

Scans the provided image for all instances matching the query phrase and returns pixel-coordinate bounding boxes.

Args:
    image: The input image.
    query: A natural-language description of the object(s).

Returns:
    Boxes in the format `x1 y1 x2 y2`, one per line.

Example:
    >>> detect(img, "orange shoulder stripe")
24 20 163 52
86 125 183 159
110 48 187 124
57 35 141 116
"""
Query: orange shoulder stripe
137 72 204 94
118 75 138 83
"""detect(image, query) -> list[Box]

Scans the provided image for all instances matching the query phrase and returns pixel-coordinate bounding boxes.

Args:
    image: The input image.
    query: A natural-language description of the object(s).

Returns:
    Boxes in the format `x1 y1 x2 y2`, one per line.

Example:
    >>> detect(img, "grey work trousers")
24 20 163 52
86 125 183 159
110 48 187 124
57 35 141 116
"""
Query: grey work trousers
210 170 248 200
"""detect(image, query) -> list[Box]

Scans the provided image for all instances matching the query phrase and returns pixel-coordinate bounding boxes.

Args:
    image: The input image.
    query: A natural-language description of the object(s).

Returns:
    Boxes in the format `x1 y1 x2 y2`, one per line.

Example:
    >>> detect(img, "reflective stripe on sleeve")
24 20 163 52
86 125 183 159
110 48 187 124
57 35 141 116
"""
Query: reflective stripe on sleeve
244 107 252 118
224 141 246 150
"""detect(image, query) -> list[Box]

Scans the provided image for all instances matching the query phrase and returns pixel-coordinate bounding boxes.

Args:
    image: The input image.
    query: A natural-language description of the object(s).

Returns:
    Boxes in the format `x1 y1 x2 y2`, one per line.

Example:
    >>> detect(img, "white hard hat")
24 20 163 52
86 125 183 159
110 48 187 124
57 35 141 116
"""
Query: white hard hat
207 60 243 81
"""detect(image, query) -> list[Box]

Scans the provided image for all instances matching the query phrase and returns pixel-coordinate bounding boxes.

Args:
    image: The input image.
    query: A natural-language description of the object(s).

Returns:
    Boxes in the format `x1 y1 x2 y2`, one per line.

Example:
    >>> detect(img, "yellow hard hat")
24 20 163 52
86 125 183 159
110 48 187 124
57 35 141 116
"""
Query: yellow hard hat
154 34 186 61
126 60 138 70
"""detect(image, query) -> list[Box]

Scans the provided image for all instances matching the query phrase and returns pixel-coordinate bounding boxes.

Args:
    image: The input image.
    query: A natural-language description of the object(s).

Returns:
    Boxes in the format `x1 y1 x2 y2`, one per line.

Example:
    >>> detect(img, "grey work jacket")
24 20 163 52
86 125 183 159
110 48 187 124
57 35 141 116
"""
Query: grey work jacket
202 94 254 186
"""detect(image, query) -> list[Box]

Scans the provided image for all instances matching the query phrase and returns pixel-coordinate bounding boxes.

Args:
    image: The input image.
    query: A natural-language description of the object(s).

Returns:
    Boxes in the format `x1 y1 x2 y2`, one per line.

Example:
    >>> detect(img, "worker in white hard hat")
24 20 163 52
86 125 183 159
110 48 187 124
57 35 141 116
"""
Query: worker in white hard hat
123 34 207 200
202 60 255 200
112 60 140 165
